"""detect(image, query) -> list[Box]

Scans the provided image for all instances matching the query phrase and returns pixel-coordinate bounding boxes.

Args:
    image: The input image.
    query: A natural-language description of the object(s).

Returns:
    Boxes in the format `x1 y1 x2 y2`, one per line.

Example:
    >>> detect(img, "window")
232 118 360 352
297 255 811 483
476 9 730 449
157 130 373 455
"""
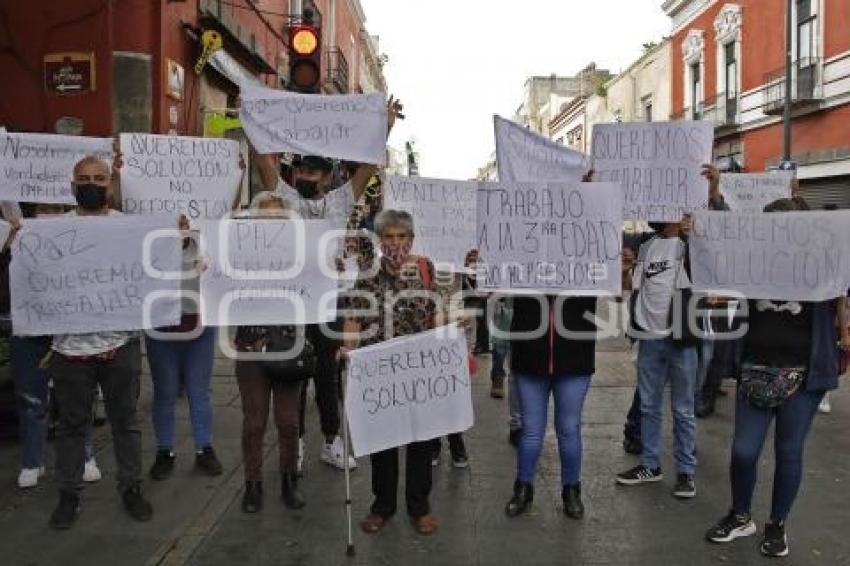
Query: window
797 0 814 65
691 62 702 118
642 96 653 122
328 0 336 47
725 43 737 97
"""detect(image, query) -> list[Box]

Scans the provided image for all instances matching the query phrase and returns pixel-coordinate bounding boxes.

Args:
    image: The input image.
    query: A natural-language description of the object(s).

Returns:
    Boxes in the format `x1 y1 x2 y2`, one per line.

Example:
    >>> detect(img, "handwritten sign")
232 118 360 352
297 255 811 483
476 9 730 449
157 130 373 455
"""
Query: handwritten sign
720 172 793 213
239 84 387 165
494 115 589 183
383 175 477 271
200 219 340 326
345 324 474 457
10 216 182 335
120 134 241 220
690 210 850 301
0 132 112 204
590 121 713 221
477 182 623 295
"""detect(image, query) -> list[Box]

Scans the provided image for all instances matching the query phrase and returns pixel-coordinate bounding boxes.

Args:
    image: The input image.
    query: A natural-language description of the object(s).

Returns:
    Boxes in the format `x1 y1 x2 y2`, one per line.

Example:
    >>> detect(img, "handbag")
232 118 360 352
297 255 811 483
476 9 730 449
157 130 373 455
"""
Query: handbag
236 326 316 381
739 363 807 409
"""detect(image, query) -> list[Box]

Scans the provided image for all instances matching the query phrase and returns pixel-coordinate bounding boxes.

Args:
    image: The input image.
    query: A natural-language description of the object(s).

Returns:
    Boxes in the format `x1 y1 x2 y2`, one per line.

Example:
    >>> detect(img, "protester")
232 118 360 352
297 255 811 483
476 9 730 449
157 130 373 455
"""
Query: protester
145 214 221 481
341 209 445 536
46 156 151 529
705 197 850 558
234 192 308 513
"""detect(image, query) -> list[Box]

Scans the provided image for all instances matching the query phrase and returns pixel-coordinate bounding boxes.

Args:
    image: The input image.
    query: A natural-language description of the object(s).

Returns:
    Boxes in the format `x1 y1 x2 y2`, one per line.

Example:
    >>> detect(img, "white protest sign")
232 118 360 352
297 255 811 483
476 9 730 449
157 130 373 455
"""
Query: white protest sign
494 115 589 183
0 132 113 204
240 83 387 165
477 182 623 295
590 121 713 221
345 324 474 457
690 210 850 301
720 172 793 213
120 134 241 220
10 216 182 336
200 219 340 326
383 175 477 271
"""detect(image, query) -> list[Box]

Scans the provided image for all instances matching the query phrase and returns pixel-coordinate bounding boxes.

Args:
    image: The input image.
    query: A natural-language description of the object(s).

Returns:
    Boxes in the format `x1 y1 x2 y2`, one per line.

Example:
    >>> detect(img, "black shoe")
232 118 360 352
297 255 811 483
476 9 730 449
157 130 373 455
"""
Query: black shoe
509 429 522 448
562 483 584 520
122 484 153 522
450 439 469 469
196 447 223 477
760 521 789 558
242 481 263 514
281 473 305 509
505 480 534 517
672 474 696 499
706 510 757 543
622 437 643 455
149 449 175 481
49 491 80 530
696 397 716 418
616 465 663 486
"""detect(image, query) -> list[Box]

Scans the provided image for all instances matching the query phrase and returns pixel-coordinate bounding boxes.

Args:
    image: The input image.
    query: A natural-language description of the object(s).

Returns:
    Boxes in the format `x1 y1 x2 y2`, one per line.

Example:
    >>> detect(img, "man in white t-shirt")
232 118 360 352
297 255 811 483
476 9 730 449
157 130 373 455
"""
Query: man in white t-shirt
47 156 152 530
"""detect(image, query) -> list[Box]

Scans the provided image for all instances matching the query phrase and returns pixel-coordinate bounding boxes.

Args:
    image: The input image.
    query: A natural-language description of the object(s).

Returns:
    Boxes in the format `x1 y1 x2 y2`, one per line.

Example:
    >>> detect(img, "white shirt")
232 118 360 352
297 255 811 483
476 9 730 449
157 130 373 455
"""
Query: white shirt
632 236 690 336
275 179 356 226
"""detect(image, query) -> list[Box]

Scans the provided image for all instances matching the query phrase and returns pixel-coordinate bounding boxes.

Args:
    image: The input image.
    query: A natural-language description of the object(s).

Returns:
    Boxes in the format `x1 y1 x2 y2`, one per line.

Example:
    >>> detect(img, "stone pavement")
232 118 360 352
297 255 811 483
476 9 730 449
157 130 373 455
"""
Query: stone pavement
0 336 848 566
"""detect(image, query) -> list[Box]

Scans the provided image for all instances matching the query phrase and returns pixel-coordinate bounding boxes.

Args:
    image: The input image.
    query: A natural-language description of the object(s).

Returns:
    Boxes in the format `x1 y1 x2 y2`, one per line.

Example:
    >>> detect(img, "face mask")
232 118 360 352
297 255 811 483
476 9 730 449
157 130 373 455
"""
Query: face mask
381 241 412 268
75 183 108 210
295 179 320 199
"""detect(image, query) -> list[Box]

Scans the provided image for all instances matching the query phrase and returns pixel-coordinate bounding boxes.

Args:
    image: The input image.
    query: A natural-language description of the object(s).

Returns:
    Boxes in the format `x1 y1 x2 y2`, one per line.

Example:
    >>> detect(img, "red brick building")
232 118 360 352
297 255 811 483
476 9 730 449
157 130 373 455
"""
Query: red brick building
664 0 850 207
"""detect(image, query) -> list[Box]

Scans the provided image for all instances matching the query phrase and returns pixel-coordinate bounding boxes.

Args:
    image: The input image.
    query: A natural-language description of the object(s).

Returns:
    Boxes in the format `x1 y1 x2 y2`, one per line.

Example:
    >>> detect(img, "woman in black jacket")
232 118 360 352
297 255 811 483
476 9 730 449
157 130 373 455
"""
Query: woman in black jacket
504 295 597 519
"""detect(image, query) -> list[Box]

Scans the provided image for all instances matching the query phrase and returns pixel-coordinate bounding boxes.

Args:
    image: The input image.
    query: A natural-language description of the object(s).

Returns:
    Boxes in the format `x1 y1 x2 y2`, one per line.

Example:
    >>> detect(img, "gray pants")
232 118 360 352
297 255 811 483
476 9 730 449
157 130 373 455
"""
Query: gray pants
51 340 142 493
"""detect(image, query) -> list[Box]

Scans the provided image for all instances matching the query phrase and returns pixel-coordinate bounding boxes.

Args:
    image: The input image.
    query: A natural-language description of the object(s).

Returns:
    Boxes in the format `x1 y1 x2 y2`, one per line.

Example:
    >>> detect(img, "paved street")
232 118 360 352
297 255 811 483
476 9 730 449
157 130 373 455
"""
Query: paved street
0 336 848 566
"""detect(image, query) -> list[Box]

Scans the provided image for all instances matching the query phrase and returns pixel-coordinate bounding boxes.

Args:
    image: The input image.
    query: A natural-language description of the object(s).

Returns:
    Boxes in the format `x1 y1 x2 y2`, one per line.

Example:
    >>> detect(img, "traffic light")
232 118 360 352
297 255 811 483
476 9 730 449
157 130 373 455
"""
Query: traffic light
289 9 321 93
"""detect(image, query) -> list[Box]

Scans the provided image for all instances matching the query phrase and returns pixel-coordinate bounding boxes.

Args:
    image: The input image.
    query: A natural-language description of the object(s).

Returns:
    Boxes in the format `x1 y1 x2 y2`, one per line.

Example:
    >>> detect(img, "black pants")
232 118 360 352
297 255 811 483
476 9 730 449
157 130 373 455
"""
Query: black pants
370 441 433 519
431 433 465 457
465 296 489 352
51 340 142 493
624 387 641 443
299 322 341 439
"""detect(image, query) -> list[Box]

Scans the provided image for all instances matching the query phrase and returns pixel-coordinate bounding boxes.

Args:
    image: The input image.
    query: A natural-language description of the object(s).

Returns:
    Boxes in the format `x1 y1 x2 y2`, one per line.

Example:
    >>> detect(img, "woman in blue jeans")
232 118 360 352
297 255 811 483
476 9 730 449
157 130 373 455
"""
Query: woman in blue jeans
706 198 849 558
504 295 597 520
146 226 221 480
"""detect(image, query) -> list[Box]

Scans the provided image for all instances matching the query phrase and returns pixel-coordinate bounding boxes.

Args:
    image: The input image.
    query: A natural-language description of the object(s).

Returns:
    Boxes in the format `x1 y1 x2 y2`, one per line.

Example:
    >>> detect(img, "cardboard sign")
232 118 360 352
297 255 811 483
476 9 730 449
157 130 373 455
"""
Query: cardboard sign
10 215 182 335
383 175 478 271
120 134 241 220
240 84 387 165
719 172 793 213
477 182 623 295
0 132 112 204
590 121 713 221
494 115 589 183
345 325 474 457
689 210 850 301
200 219 340 326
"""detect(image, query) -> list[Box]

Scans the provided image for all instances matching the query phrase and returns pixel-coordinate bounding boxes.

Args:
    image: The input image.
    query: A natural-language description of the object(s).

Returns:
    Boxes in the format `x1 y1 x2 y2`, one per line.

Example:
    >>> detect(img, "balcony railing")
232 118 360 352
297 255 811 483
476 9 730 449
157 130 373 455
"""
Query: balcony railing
670 102 705 121
763 57 822 114
703 92 739 129
326 47 349 93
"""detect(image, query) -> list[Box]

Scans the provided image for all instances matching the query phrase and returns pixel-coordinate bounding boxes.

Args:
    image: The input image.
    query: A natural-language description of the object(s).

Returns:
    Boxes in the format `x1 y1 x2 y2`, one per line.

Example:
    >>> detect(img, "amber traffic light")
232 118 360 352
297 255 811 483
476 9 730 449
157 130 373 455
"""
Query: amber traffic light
289 23 321 93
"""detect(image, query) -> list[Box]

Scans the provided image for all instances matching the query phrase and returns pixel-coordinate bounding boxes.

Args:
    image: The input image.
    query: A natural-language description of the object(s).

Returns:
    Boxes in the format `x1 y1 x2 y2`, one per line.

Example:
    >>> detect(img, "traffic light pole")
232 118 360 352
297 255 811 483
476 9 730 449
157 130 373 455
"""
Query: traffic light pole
783 0 793 161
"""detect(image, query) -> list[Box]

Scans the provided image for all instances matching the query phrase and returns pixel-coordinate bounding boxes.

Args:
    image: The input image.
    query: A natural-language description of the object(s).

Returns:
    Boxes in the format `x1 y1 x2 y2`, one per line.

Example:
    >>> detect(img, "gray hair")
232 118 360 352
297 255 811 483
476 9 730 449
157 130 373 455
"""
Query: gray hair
249 191 288 211
374 209 414 237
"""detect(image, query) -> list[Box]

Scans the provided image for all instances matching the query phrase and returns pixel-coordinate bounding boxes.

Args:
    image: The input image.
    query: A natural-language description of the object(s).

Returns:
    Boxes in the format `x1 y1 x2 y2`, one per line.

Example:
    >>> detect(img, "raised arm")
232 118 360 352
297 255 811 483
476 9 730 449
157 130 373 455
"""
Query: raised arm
348 96 404 200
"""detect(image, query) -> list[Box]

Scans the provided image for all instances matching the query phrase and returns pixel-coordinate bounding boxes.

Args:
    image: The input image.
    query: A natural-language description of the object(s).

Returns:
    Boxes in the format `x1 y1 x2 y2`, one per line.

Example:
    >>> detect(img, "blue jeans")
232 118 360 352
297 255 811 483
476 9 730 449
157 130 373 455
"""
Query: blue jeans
731 388 824 522
491 343 508 382
515 372 591 486
145 327 216 451
637 337 698 475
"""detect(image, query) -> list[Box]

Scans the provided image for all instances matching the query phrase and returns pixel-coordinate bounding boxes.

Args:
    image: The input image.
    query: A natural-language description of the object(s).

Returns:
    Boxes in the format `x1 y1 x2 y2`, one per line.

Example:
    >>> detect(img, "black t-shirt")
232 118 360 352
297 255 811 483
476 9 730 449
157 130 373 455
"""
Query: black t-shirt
744 299 813 367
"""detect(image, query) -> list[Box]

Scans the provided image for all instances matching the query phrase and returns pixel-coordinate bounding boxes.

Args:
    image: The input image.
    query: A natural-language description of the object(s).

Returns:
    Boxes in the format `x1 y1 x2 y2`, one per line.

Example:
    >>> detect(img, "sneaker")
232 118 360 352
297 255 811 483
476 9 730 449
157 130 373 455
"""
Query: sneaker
321 436 356 470
673 474 696 499
49 491 80 530
760 521 789 558
297 437 305 477
431 443 441 467
122 485 153 522
451 445 469 469
818 393 831 414
616 465 663 486
83 458 102 483
490 378 505 399
196 447 223 477
18 467 45 489
706 511 757 543
149 450 175 481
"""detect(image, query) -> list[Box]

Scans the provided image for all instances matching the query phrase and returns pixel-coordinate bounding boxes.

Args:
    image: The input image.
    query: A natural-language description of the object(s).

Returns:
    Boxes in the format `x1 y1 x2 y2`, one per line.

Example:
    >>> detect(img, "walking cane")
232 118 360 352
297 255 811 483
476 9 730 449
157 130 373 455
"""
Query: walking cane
339 362 356 557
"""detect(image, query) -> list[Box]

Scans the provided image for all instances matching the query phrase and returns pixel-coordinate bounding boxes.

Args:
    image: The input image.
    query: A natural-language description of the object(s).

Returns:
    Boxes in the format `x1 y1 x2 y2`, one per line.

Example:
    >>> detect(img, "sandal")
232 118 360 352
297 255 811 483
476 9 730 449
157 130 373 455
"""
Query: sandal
360 513 387 534
412 514 439 535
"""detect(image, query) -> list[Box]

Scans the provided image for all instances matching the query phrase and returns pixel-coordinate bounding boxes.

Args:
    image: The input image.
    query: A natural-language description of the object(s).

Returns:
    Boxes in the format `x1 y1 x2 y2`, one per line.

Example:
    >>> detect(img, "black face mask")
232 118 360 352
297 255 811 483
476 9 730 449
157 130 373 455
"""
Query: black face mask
75 183 108 210
295 179 320 199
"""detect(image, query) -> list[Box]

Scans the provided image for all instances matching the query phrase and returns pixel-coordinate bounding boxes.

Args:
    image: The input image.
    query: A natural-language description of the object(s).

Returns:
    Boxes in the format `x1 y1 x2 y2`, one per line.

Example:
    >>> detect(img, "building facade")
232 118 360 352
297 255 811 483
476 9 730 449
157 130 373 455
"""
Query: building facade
664 0 850 207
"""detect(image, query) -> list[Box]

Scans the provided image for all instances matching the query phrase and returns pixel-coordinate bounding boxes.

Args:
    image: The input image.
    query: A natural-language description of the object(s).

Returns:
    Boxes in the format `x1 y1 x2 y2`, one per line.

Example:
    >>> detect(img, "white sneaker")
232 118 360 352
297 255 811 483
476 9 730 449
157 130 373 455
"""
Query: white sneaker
819 393 832 414
17 467 45 489
297 437 305 476
83 458 102 483
320 436 356 470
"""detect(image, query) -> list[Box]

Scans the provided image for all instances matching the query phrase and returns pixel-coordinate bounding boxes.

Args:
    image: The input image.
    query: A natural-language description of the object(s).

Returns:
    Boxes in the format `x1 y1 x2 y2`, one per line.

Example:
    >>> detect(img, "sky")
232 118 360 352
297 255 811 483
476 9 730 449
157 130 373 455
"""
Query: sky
359 0 671 180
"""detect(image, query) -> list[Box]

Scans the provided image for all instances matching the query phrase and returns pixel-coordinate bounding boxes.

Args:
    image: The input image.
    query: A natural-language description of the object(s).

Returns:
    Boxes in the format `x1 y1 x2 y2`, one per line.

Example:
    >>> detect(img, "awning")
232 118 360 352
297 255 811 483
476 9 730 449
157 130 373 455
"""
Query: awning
207 49 263 88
